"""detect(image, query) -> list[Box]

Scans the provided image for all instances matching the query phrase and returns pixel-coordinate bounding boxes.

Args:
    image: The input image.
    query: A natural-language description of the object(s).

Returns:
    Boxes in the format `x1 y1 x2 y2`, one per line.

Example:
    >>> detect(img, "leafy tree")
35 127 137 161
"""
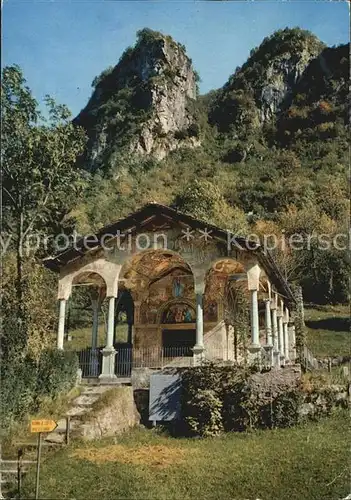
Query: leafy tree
2 65 87 325
173 179 249 233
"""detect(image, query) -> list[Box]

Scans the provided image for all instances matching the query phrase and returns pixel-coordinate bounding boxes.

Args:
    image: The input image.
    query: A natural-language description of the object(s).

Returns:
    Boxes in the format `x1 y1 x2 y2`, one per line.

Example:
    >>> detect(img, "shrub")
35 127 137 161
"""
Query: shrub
0 349 79 433
181 364 254 435
185 389 223 437
0 356 38 429
36 349 79 399
270 390 303 428
181 365 307 436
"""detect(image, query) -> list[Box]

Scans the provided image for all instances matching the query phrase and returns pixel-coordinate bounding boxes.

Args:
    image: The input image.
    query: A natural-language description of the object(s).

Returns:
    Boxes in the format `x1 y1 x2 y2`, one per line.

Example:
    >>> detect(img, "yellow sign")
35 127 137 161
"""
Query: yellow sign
30 419 57 433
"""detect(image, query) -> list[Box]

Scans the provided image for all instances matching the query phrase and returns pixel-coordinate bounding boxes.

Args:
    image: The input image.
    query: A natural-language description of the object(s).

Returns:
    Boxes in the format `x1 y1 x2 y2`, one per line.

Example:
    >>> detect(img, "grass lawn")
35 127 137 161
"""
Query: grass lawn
21 411 350 500
304 304 350 358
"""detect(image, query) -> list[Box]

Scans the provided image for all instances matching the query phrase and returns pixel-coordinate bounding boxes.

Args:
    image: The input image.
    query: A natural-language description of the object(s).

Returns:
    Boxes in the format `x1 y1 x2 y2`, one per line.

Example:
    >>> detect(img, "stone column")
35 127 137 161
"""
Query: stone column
192 269 206 366
283 307 290 362
195 292 204 347
277 304 285 365
250 289 260 347
263 298 274 367
106 296 115 348
193 292 205 365
57 299 66 350
271 295 280 367
264 299 273 345
99 296 117 381
246 263 262 367
90 298 100 377
289 324 297 362
134 300 141 324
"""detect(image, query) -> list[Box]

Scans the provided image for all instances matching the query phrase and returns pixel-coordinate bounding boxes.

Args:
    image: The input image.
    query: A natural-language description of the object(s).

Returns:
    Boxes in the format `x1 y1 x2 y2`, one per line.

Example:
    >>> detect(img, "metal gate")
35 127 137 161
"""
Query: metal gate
78 348 102 378
114 345 132 377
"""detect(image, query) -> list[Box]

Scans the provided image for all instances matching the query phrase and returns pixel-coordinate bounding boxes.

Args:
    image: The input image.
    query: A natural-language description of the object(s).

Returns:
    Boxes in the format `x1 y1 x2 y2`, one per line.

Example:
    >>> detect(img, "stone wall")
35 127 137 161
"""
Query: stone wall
134 326 161 348
76 387 140 440
204 321 232 360
250 365 302 398
131 367 161 389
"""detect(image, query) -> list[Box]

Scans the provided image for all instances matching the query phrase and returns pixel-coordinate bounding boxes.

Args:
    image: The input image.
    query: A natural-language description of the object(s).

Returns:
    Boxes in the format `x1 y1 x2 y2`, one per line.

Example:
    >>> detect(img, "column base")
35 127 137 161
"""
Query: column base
99 347 117 381
273 349 281 368
248 344 262 368
279 354 286 367
263 344 274 368
192 344 205 367
290 348 297 363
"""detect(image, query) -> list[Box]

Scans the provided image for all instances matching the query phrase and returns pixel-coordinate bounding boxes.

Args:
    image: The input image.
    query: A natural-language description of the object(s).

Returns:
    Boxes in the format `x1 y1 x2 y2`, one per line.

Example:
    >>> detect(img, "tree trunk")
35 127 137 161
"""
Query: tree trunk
16 212 24 319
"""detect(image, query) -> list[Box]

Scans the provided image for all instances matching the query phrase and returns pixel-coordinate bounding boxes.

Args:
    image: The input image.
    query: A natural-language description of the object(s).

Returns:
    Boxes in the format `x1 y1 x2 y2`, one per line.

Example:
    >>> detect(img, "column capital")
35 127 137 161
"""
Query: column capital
283 307 290 324
192 266 207 294
246 263 261 291
276 307 284 318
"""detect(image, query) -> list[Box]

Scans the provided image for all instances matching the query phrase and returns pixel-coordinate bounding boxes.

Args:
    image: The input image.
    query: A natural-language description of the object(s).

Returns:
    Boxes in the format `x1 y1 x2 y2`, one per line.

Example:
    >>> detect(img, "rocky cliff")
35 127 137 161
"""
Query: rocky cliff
209 28 326 132
75 28 200 171
75 27 348 172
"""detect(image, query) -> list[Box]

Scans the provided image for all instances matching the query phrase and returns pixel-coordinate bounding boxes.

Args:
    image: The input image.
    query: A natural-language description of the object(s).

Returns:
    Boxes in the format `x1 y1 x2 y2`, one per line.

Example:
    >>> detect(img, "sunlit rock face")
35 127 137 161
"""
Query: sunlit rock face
209 28 325 132
259 47 320 122
75 29 200 171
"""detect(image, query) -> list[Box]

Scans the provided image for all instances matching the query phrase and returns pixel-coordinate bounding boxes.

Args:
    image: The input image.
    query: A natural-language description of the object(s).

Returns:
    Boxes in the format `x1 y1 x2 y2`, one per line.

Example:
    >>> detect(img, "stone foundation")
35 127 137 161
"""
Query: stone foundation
76 386 140 440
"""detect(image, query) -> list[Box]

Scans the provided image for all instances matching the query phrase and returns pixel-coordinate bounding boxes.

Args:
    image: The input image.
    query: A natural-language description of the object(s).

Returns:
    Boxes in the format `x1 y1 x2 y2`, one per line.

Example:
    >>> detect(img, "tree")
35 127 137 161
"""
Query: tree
2 65 87 323
173 179 249 234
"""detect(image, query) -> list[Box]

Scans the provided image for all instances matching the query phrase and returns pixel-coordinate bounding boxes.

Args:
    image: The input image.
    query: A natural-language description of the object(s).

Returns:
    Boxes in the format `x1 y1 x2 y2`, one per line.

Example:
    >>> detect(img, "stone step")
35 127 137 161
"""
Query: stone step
81 386 113 395
55 418 68 432
66 406 92 417
55 418 81 433
72 394 100 406
44 433 65 444
80 377 131 387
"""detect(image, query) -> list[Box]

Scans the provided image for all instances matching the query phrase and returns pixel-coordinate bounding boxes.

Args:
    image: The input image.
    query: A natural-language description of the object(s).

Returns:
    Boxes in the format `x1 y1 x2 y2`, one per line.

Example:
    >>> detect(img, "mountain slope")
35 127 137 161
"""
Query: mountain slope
75 28 201 171
208 28 326 132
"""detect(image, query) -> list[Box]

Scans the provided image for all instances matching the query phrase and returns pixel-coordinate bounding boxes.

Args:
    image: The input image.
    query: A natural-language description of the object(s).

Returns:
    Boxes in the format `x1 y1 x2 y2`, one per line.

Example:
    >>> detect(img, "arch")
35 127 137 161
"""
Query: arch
58 258 122 299
72 271 106 288
157 298 196 324
118 248 194 294
208 258 246 276
259 274 272 297
205 257 246 299
115 289 134 344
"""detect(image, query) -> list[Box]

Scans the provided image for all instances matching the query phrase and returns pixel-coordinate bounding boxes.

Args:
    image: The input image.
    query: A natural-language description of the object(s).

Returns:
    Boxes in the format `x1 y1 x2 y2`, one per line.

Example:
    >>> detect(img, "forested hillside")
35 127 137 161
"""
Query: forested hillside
73 27 349 304
1 24 349 433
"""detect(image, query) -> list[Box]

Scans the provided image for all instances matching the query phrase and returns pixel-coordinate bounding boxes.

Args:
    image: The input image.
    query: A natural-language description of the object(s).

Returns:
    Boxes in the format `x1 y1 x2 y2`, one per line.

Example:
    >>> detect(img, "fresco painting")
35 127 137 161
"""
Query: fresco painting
162 303 196 324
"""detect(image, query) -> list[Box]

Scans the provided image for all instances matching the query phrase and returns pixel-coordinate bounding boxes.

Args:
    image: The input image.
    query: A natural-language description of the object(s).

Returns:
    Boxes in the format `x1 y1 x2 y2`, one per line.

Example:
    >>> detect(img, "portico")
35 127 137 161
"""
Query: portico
44 203 297 379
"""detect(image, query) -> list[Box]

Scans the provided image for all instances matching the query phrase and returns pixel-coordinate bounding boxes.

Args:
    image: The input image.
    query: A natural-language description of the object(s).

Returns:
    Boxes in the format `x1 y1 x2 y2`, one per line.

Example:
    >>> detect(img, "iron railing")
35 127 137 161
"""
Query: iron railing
75 344 319 378
75 345 231 378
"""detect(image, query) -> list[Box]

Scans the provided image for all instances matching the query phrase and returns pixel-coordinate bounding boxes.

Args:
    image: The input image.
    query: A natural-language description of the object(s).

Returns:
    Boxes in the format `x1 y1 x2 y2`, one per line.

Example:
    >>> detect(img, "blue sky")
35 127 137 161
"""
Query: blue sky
3 1 349 117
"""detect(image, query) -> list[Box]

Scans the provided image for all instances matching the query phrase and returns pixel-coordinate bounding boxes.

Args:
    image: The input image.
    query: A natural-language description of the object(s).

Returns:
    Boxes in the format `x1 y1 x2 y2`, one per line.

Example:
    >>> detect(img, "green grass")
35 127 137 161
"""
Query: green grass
304 304 350 358
20 411 350 500
2 386 83 453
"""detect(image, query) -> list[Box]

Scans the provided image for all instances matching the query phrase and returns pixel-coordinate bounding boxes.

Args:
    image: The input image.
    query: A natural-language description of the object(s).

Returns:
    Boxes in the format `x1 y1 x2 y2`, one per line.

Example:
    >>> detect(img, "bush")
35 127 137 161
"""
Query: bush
36 350 79 399
0 349 79 432
0 356 38 429
181 364 254 436
270 390 303 428
184 389 223 437
181 365 305 436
